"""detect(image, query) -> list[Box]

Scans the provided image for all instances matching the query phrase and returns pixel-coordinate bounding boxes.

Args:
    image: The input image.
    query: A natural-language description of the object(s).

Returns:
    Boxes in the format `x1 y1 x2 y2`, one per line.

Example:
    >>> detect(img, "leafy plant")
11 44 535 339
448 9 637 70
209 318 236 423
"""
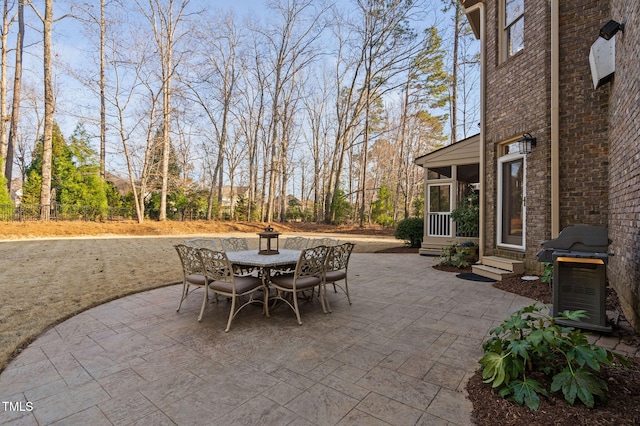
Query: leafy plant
479 304 627 410
541 262 553 285
394 217 423 248
451 190 479 237
436 244 469 268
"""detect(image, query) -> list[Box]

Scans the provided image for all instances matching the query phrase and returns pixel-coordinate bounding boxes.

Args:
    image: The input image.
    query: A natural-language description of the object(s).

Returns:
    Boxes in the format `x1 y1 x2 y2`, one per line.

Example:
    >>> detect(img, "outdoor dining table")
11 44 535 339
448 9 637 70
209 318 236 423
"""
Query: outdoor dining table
225 249 302 314
225 249 301 288
225 249 301 273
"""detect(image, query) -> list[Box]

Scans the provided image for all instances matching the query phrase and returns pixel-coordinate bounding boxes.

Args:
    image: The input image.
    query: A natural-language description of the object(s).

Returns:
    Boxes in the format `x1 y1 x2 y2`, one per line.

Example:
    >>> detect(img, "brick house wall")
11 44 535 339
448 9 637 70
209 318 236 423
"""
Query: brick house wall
558 2 610 230
483 0 550 270
607 3 640 327
482 0 610 272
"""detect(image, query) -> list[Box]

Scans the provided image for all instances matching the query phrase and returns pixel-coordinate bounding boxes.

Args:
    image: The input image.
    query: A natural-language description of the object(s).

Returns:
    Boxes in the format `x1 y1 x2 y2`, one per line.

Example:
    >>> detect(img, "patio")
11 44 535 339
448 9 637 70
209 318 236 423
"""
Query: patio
0 253 535 425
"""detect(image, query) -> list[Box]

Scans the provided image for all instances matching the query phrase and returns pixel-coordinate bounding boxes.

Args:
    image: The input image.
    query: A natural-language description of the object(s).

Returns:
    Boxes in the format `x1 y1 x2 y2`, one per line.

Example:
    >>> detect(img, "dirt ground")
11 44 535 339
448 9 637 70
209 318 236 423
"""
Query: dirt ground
0 219 396 240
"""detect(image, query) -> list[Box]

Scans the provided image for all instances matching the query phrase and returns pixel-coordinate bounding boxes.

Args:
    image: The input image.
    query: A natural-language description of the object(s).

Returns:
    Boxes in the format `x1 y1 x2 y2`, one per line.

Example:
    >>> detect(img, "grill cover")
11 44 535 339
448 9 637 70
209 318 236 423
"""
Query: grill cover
536 225 611 263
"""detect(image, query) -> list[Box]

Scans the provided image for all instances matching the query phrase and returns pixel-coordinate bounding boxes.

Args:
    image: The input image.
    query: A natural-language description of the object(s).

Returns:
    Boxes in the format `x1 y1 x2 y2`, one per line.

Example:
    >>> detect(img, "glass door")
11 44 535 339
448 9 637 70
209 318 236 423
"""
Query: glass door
498 154 525 248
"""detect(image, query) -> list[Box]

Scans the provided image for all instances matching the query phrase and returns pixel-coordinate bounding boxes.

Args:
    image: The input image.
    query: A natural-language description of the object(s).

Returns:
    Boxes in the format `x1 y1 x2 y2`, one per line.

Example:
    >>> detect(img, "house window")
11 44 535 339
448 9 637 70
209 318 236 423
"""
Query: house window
502 0 524 60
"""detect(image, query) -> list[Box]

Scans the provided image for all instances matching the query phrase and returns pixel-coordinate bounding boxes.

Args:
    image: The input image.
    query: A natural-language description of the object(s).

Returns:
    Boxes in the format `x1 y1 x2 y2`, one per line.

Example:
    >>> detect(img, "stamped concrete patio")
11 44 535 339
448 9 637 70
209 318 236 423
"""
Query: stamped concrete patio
0 253 536 425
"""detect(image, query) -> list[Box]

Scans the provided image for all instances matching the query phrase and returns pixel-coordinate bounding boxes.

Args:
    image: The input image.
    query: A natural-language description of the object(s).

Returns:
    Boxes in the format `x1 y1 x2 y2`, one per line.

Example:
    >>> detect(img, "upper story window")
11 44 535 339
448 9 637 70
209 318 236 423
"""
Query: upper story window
502 0 524 60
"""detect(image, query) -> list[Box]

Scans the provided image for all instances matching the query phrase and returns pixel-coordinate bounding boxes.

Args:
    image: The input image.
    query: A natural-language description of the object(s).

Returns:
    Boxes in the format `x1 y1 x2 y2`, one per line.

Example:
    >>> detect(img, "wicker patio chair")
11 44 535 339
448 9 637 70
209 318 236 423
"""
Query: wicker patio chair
198 248 266 332
269 245 330 325
174 244 210 322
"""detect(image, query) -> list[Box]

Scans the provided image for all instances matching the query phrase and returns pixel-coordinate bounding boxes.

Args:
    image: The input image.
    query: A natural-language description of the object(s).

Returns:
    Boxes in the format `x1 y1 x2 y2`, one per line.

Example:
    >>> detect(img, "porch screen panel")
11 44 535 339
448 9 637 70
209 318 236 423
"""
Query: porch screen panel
428 184 451 237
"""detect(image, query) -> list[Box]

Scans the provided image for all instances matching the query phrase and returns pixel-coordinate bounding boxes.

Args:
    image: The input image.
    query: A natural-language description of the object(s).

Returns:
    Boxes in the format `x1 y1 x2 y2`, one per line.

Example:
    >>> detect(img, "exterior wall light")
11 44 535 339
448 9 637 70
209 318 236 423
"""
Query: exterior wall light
518 133 537 155
599 20 624 40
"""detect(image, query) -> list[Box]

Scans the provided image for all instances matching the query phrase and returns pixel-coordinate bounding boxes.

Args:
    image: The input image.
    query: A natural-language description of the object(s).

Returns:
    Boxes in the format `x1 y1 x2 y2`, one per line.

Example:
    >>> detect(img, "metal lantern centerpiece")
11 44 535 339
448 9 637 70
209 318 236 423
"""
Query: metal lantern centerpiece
258 226 280 255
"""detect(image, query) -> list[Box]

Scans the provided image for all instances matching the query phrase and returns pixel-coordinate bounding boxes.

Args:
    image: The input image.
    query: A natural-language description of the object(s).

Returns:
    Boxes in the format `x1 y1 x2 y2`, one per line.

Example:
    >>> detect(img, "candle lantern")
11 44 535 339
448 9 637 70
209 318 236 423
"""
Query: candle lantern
258 226 280 255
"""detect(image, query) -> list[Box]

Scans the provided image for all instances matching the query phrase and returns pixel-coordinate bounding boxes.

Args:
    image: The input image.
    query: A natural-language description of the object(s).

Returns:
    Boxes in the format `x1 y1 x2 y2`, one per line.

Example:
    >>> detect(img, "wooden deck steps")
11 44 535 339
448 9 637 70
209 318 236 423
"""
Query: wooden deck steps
472 256 524 281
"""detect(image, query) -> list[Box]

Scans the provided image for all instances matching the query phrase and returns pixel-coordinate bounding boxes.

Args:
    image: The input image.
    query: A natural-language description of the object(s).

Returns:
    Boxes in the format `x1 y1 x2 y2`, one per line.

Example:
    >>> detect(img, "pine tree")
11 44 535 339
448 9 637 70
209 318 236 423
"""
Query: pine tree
22 123 108 211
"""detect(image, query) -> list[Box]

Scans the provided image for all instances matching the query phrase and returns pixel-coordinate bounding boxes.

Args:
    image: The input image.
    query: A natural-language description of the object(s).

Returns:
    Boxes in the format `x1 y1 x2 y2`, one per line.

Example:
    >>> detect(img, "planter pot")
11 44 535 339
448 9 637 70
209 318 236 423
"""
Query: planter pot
456 245 478 262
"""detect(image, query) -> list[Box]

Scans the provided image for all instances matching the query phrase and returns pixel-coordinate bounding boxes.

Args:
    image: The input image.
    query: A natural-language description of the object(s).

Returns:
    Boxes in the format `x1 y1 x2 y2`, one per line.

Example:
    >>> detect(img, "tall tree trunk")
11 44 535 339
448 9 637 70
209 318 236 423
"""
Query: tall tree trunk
99 0 106 178
0 0 10 171
450 1 460 143
39 0 54 220
5 0 23 190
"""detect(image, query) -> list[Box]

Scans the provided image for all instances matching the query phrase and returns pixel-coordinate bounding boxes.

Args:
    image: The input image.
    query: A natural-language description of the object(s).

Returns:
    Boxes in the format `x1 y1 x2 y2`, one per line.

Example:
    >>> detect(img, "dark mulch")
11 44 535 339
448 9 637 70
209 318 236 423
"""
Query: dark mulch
374 246 420 253
432 265 640 425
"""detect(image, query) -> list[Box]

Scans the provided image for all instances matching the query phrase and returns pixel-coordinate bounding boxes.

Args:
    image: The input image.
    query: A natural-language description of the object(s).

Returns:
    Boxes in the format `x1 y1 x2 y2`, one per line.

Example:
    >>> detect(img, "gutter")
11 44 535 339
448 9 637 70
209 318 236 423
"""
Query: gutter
462 1 485 258
551 0 560 237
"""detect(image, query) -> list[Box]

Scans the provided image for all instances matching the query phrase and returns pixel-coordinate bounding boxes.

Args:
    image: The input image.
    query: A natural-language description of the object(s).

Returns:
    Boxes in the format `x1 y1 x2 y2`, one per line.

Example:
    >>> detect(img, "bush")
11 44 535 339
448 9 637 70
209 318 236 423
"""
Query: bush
394 218 423 248
480 304 627 410
436 244 470 268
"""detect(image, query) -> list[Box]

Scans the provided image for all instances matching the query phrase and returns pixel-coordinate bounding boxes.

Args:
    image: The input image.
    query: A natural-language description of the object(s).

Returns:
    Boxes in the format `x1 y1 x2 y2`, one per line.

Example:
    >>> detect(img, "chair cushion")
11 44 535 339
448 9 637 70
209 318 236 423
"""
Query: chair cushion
271 274 321 290
209 276 262 294
185 274 207 286
325 270 347 282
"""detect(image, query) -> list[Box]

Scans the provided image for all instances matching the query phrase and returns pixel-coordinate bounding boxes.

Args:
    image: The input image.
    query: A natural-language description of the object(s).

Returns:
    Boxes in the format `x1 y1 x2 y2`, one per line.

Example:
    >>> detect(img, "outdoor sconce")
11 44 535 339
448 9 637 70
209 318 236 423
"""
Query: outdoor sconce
599 20 625 40
258 225 280 255
518 133 537 155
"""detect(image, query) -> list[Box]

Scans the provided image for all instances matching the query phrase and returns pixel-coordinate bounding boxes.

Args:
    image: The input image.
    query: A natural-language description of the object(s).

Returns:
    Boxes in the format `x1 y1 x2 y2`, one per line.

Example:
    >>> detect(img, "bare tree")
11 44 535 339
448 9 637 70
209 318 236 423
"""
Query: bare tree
27 0 54 219
5 0 23 189
0 0 15 173
259 0 328 222
185 10 242 220
136 0 194 221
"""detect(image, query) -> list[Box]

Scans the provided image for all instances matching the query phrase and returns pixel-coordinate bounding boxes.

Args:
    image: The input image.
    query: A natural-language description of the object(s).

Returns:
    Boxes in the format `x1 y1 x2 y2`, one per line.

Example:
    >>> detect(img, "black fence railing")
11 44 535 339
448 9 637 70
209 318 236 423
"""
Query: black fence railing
0 204 135 222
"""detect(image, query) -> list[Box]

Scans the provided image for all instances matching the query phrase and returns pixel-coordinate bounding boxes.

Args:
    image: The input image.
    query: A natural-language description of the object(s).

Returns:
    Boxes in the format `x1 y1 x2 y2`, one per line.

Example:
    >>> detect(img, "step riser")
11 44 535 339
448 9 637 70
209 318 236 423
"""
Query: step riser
481 256 525 274
472 265 516 281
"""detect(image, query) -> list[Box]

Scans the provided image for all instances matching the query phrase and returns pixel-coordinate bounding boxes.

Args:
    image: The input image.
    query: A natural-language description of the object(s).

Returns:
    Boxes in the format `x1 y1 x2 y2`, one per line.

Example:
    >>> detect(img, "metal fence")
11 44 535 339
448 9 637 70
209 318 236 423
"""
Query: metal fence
0 204 135 222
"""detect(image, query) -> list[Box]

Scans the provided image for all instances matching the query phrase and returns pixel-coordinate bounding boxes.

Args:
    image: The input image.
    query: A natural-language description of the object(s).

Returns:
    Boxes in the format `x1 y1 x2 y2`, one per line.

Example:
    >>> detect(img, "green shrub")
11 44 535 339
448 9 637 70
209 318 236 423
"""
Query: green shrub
436 244 470 268
394 217 423 248
480 304 627 410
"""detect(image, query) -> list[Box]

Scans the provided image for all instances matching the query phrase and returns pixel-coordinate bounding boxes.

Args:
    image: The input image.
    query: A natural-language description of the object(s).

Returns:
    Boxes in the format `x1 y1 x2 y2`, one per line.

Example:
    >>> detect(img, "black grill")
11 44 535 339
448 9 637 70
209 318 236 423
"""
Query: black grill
536 225 612 332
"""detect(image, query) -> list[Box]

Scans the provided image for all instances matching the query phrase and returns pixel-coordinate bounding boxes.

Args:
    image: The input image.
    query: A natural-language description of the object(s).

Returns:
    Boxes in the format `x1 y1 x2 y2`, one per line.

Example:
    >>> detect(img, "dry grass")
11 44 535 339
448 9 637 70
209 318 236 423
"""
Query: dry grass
0 220 399 373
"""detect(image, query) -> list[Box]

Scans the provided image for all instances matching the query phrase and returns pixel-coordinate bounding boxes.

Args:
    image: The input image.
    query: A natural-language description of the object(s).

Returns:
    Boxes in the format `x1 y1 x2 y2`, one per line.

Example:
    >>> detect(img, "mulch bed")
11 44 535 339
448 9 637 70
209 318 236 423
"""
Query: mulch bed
432 264 640 425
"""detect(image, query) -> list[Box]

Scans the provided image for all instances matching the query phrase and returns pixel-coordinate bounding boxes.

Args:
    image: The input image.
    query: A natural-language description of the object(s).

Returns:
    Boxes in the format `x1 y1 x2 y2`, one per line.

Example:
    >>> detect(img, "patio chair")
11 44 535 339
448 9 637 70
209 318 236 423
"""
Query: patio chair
220 237 250 251
174 244 210 322
283 236 309 250
323 242 355 309
309 237 339 247
184 238 218 250
199 248 266 332
270 245 330 325
220 237 256 276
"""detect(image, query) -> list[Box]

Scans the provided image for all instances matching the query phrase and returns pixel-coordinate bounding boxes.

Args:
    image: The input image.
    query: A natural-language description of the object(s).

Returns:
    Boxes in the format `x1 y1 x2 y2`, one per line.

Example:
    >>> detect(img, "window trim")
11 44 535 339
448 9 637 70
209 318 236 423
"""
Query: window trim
497 150 526 251
499 0 525 62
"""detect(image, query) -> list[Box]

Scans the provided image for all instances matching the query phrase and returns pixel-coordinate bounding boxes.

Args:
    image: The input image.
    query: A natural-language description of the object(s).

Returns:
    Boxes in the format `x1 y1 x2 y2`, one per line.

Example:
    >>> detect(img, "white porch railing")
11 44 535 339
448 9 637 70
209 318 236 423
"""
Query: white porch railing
428 212 452 237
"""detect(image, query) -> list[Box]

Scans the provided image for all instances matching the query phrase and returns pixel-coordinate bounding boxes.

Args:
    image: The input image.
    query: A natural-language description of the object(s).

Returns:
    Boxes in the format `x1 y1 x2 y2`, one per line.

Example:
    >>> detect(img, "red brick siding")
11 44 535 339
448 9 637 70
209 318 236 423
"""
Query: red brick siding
607 2 640 328
483 0 610 272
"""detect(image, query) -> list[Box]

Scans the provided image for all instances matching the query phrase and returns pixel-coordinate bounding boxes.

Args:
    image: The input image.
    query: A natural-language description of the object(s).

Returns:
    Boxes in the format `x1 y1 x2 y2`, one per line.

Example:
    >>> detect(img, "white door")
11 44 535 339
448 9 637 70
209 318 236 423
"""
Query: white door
427 183 452 237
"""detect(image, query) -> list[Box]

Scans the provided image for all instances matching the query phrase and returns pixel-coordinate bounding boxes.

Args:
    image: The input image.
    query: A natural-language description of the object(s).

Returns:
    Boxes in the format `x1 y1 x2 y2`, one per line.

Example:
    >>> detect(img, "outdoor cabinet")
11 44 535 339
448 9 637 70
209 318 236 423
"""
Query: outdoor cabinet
551 253 611 332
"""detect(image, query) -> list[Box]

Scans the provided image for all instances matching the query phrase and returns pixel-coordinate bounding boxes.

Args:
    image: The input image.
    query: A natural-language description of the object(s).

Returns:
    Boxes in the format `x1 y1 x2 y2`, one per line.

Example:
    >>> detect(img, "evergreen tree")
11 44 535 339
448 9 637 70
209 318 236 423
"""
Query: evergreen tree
0 160 12 205
371 185 394 226
22 123 108 210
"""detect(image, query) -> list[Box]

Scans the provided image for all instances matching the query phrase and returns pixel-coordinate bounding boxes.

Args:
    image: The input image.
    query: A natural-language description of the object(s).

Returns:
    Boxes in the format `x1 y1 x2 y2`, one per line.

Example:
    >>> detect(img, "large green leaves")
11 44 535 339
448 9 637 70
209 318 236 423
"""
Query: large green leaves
478 303 623 411
551 368 607 408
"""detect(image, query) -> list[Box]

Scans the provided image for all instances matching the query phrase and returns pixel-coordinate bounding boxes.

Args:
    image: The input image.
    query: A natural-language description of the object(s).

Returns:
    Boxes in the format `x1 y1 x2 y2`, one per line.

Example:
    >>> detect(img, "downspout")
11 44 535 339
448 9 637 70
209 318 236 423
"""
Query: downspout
462 1 486 258
551 0 560 237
